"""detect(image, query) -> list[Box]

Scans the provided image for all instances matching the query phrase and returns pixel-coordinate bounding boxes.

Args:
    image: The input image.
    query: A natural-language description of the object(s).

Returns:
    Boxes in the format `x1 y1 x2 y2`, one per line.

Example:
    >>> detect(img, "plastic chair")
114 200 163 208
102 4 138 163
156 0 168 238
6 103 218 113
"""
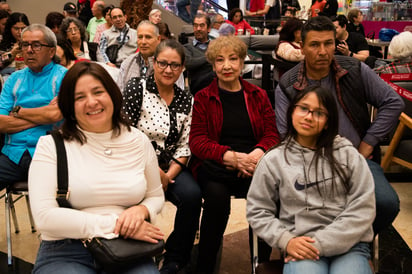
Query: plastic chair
381 112 412 171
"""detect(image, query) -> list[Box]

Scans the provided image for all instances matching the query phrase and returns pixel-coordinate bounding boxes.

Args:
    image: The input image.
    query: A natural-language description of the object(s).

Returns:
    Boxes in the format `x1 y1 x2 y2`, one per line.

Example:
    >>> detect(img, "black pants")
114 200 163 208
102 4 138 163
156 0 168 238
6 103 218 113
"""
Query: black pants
196 166 271 273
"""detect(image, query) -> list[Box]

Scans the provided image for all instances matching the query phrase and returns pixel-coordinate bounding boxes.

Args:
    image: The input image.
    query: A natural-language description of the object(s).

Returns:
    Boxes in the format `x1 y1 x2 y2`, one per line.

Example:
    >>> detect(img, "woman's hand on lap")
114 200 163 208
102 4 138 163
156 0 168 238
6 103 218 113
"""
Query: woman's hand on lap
285 236 319 262
115 205 148 239
131 221 164 243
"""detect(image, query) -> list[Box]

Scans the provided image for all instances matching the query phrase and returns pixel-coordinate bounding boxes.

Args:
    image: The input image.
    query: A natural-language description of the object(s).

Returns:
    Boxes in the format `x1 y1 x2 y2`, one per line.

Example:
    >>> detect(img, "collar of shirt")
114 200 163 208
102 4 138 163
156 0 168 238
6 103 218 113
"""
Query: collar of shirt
193 38 210 50
137 53 153 78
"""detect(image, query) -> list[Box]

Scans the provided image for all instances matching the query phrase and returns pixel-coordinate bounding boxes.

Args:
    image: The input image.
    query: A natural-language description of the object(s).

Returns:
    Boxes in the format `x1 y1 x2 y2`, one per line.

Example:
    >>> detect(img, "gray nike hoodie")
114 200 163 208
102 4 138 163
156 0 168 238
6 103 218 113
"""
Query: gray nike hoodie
246 135 375 257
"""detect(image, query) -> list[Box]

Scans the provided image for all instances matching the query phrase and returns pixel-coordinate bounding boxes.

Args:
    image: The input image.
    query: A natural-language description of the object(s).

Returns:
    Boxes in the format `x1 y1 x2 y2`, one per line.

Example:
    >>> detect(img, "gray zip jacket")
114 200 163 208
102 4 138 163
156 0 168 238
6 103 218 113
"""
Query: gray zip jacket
247 135 375 257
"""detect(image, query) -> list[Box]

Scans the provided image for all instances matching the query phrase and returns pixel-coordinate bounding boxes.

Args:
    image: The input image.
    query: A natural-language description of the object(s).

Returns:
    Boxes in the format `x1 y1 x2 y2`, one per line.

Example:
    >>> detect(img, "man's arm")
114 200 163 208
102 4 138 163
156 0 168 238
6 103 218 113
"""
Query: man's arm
274 84 290 139
99 33 116 67
0 115 36 133
15 97 62 125
360 62 405 149
352 50 369 62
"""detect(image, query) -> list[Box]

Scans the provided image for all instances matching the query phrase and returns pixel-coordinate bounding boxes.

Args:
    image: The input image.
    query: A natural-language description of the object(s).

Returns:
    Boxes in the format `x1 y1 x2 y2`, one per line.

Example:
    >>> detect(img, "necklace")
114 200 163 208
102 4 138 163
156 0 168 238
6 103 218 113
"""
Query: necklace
85 131 114 157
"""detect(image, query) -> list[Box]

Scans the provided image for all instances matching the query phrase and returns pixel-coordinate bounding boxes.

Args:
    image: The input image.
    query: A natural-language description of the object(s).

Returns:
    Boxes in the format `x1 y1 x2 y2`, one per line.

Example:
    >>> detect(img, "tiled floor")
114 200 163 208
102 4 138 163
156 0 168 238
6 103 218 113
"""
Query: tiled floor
0 181 411 273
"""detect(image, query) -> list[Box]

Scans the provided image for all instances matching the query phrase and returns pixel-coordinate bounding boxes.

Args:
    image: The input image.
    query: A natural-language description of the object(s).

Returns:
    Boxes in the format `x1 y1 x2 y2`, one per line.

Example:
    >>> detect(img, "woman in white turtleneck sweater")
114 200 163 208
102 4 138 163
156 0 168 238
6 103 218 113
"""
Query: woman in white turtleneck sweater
29 62 164 274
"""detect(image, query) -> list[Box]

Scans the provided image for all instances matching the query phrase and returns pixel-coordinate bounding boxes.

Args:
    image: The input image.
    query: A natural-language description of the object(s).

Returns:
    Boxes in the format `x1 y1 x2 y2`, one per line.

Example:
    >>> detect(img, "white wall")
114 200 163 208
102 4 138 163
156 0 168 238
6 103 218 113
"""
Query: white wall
9 0 119 25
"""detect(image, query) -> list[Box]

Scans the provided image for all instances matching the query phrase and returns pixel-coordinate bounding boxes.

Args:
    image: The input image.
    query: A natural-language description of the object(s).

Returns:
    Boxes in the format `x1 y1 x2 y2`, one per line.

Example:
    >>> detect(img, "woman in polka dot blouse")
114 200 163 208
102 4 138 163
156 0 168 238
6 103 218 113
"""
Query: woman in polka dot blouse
122 39 201 274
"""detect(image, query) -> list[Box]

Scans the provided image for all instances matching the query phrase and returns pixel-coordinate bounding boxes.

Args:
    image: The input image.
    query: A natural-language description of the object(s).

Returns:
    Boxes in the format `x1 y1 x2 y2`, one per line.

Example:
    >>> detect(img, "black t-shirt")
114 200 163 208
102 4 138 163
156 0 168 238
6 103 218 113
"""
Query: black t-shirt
347 22 365 37
335 32 369 55
219 87 256 153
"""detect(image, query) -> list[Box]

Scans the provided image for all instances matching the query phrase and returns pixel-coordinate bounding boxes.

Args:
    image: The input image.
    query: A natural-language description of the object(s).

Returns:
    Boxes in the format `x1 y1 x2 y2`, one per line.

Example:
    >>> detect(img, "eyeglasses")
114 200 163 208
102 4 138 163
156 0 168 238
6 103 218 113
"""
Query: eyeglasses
294 105 328 120
155 60 182 71
20 41 53 51
66 27 80 33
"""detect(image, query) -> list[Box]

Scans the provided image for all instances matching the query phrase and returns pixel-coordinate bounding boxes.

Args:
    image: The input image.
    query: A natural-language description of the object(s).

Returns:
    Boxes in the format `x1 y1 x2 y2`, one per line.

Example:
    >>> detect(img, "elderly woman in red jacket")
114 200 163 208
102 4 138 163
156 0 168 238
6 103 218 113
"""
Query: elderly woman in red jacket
189 35 280 273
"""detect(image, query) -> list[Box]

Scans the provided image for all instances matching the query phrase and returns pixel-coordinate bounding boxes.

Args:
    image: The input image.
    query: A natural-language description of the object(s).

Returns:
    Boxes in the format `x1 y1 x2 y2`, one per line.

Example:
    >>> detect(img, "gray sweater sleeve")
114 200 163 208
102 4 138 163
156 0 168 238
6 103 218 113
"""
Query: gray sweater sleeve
311 147 375 256
360 62 405 147
246 155 295 251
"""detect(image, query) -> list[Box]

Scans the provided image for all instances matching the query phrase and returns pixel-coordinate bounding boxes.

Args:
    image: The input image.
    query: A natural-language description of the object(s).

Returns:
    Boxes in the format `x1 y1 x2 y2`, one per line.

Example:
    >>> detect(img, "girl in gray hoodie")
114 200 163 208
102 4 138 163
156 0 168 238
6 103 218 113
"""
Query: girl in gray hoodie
247 85 375 274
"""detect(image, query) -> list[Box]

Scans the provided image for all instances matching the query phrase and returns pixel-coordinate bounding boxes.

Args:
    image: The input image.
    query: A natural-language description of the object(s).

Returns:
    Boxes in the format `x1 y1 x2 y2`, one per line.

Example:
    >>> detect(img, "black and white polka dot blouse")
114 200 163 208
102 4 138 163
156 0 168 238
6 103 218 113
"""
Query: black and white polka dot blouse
122 75 193 161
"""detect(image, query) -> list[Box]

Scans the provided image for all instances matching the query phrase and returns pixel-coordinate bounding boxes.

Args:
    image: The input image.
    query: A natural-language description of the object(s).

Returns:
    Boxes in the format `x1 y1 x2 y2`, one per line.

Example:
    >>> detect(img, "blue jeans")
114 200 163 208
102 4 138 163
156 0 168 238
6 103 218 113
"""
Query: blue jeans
0 151 32 190
284 242 372 274
164 169 202 267
367 159 400 234
33 239 159 274
176 0 202 23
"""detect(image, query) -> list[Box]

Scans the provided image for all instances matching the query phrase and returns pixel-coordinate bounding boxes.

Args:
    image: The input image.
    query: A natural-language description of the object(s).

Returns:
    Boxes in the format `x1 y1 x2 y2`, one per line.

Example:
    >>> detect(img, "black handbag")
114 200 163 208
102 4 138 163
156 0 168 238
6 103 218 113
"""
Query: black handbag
105 28 129 64
51 131 165 273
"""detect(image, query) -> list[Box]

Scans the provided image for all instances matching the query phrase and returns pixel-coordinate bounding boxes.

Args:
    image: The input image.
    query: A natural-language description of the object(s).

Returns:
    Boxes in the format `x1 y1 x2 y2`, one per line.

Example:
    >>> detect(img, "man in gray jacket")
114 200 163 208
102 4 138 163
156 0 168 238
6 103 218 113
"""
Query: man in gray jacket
99 7 137 68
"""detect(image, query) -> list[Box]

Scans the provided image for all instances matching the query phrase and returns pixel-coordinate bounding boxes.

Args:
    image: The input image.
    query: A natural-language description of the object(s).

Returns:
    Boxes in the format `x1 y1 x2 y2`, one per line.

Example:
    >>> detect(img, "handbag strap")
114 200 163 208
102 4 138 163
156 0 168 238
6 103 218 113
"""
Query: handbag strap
117 28 129 49
51 131 73 209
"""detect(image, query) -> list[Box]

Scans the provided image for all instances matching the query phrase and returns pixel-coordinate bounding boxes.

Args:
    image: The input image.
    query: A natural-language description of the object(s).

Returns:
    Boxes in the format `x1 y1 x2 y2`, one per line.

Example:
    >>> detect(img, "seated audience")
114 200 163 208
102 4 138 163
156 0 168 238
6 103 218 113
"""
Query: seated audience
375 31 412 74
157 22 172 41
63 2 77 18
123 39 202 274
0 1 11 14
45 12 65 34
99 7 137 68
189 35 279 273
209 13 225 39
247 86 375 274
226 8 255 36
0 9 9 42
332 15 369 62
87 0 106 42
274 17 304 62
93 4 114 44
149 9 162 25
60 17 102 62
56 35 78 69
0 12 29 75
29 61 164 274
347 8 365 36
0 24 67 191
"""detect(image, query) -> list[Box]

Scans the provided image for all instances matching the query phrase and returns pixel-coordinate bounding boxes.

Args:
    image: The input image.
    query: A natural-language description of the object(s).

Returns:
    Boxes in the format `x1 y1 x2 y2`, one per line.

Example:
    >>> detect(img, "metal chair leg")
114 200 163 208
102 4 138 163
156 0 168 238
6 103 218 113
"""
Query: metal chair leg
9 193 20 233
25 195 36 232
5 191 13 266
373 234 379 273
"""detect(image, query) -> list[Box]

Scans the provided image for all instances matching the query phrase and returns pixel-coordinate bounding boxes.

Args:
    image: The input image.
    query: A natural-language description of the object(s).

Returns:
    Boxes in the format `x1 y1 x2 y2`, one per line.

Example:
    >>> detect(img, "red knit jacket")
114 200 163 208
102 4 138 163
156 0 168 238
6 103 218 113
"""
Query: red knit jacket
189 77 280 178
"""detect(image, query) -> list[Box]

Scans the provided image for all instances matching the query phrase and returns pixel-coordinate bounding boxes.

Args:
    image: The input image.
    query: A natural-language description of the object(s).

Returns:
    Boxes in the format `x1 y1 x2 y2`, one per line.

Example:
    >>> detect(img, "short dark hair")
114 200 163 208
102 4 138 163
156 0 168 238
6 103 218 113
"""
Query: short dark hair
102 4 114 17
331 14 348 28
193 14 211 28
58 62 130 144
45 12 65 30
228 8 243 22
0 9 9 20
301 16 336 45
154 39 185 64
110 7 125 18
279 18 303 42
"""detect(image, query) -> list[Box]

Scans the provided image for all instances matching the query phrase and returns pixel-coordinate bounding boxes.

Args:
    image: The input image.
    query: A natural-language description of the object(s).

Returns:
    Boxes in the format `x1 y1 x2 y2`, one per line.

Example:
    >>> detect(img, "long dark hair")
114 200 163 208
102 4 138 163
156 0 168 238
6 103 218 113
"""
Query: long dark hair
284 85 350 194
0 12 29 51
228 8 243 22
279 18 303 42
58 62 130 144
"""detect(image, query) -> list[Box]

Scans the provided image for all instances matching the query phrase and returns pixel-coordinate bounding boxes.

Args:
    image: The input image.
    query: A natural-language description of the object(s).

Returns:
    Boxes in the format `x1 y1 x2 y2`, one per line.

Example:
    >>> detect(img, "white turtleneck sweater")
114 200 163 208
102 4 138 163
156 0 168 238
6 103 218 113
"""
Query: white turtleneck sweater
29 126 164 241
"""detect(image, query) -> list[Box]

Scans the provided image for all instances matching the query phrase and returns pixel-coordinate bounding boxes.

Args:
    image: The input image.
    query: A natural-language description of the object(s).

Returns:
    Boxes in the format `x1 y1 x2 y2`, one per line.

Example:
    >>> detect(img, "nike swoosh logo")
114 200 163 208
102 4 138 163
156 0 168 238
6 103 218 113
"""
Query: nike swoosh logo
294 178 333 191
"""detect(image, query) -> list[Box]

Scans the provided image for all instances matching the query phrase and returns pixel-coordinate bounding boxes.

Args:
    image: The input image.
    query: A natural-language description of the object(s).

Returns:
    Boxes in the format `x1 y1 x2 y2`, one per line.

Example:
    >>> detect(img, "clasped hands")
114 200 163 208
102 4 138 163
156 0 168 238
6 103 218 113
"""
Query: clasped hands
114 205 164 244
223 148 264 178
285 236 320 263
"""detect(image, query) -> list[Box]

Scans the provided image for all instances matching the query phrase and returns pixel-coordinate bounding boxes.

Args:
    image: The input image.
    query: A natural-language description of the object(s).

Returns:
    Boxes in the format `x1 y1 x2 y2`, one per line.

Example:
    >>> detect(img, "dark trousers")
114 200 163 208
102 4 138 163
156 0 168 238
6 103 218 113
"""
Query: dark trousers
164 169 202 267
0 151 31 190
196 167 271 273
